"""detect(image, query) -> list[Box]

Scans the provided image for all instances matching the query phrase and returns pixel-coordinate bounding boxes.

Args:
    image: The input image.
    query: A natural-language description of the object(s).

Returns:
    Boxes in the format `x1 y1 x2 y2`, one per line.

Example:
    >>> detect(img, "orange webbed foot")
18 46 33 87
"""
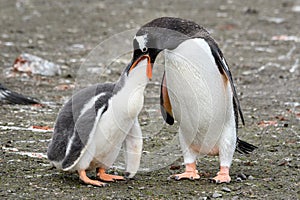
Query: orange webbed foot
170 162 200 180
211 166 231 183
97 168 125 182
78 170 107 187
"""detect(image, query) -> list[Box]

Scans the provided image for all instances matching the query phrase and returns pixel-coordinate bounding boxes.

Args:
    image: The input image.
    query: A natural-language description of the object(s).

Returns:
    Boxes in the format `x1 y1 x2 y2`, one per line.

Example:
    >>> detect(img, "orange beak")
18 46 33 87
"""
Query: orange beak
129 55 152 80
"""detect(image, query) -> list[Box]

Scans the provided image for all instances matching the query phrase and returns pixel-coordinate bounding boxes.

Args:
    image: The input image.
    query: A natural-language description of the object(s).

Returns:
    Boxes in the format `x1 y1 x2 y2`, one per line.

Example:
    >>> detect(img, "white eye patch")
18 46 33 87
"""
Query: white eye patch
134 34 148 52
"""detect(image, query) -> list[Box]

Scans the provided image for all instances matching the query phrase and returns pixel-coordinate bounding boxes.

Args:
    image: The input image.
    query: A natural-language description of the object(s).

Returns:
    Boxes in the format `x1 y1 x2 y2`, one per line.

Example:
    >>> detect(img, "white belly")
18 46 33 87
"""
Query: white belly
75 78 146 170
165 38 232 152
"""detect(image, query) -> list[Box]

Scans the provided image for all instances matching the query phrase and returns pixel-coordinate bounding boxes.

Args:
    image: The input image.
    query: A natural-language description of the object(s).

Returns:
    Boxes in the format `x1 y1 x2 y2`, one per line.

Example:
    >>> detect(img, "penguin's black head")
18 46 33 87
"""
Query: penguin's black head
129 17 210 70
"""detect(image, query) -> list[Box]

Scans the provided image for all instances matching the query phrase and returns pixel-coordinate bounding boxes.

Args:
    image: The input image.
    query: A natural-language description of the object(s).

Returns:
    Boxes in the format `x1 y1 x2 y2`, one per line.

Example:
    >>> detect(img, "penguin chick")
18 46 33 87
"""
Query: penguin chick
47 57 153 187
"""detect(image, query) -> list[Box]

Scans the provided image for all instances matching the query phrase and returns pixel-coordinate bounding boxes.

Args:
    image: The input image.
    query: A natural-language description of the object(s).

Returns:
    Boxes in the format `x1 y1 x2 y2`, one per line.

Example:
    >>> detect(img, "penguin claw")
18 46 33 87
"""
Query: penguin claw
101 183 109 187
211 166 231 183
93 181 108 187
79 178 107 187
209 178 220 183
78 170 107 187
170 172 200 181
211 174 231 183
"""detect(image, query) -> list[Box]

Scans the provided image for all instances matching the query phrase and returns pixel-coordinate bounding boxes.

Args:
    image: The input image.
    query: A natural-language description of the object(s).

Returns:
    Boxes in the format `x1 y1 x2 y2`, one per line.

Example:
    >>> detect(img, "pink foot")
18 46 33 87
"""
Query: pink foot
78 170 107 187
97 168 125 182
212 166 231 183
170 162 200 180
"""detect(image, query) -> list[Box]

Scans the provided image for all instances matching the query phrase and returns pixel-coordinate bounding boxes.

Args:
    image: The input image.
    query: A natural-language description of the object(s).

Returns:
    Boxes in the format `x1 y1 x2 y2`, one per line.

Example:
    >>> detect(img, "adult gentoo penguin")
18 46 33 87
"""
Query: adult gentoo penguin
47 56 153 187
131 17 256 183
0 83 39 104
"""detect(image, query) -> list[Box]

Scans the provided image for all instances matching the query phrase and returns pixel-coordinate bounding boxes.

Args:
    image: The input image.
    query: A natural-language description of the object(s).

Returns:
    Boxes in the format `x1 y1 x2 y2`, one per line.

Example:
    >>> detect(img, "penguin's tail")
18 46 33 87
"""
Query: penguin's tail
0 87 39 105
236 137 257 154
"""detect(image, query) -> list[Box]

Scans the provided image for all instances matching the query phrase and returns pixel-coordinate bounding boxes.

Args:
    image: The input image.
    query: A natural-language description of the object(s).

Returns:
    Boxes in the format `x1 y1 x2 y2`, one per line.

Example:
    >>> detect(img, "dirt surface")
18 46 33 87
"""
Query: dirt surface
0 0 299 199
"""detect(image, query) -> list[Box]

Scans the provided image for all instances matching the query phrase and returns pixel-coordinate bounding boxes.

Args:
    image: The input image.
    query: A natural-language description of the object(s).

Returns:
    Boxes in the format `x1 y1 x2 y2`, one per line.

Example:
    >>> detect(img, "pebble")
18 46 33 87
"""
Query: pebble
113 171 119 175
292 5 300 13
222 187 231 193
261 17 285 24
237 173 247 180
212 192 222 198
128 186 134 189
248 175 254 180
236 177 242 182
244 7 258 14
3 42 14 46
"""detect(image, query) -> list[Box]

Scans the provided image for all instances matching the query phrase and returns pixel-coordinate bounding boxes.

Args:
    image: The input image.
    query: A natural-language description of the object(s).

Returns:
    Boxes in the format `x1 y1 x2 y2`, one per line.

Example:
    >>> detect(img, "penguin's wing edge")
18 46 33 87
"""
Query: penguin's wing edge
0 85 39 104
160 71 174 125
61 92 112 170
207 40 245 126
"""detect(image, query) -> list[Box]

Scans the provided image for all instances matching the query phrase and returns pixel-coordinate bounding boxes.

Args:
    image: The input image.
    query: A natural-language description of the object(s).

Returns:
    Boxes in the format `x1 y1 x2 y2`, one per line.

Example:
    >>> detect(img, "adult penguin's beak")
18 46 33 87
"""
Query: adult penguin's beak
127 54 152 80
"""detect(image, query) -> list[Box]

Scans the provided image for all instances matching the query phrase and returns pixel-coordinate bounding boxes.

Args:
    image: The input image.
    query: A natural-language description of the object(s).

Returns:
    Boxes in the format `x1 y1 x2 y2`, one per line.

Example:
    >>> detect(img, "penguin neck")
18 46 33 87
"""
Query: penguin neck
111 59 149 120
115 59 149 95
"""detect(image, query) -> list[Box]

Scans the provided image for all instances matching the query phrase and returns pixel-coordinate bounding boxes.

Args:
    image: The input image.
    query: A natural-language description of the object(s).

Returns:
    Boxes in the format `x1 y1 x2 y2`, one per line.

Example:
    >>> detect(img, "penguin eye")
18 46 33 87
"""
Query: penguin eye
141 47 148 52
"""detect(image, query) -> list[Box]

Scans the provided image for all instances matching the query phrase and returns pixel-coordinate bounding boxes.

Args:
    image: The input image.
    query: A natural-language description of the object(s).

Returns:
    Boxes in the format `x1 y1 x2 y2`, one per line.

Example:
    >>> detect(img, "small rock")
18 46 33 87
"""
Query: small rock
212 192 222 198
236 177 242 182
222 187 231 193
261 17 285 24
244 7 258 14
5 140 13 147
113 171 119 176
248 175 254 180
231 196 239 200
242 70 255 75
128 186 134 189
292 5 300 13
138 187 145 190
3 42 14 46
237 173 247 180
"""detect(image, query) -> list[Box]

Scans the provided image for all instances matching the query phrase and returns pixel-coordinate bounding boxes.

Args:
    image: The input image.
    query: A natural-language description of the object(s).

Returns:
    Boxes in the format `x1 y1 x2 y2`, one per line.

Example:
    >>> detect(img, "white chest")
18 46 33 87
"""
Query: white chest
164 38 231 141
91 77 147 165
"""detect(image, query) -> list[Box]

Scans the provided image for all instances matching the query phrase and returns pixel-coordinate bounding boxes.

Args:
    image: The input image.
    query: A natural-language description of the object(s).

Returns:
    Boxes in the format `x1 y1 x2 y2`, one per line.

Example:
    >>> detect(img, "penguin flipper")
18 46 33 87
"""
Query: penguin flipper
0 84 39 104
160 71 174 125
61 92 112 170
47 84 114 170
206 39 245 126
124 118 143 178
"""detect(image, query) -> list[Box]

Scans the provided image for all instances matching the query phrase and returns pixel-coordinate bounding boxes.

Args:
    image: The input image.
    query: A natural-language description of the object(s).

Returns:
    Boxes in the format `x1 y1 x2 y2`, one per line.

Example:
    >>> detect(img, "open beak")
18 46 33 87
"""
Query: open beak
128 55 152 80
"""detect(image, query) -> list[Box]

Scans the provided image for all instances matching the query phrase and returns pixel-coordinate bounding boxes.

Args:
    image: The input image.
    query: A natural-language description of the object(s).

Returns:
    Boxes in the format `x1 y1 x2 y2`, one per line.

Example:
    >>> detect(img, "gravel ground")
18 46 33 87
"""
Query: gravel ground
0 0 299 199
